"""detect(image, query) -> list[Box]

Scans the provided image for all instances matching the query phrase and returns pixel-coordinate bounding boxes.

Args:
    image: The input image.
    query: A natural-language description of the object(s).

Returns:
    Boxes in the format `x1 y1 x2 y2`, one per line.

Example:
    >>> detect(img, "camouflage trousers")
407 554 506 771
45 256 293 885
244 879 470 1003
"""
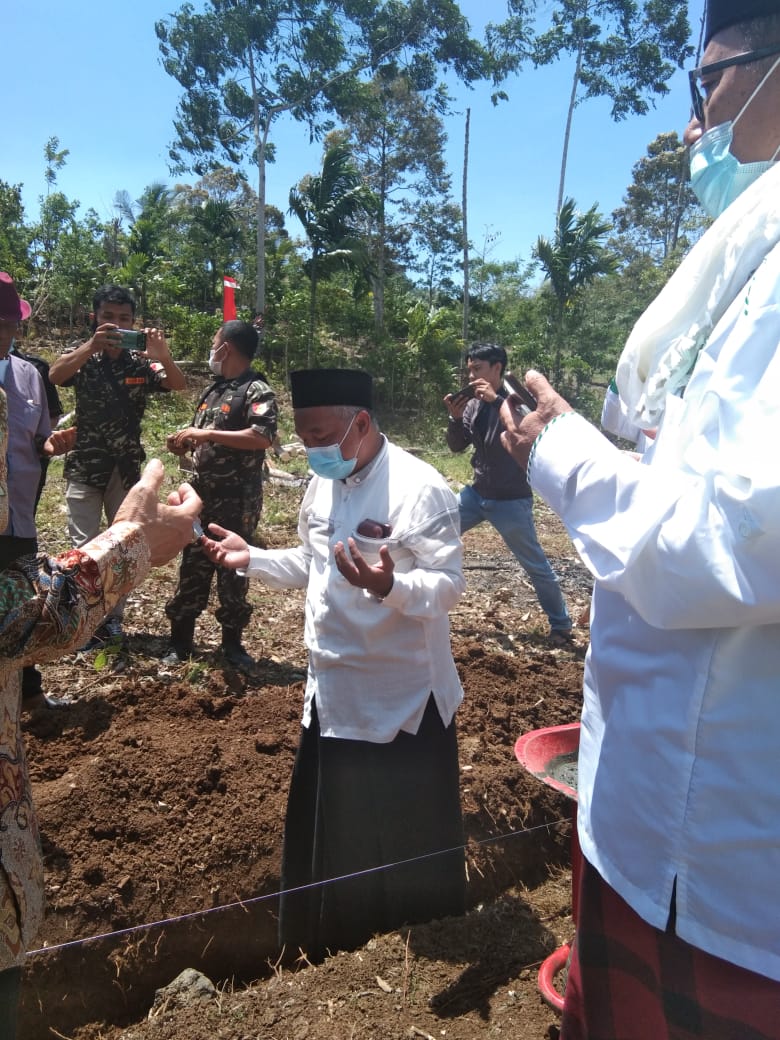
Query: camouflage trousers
165 493 262 632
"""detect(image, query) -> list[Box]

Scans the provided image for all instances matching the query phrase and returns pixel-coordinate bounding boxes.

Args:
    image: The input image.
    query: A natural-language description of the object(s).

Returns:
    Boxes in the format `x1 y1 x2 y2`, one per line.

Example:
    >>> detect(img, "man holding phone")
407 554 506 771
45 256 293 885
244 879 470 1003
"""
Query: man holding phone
444 342 572 644
49 285 186 649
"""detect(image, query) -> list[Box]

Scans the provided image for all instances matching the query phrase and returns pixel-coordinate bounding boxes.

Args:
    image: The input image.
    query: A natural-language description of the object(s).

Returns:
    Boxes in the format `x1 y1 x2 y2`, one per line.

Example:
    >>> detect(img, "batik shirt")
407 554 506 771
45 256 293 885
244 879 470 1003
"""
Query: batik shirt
0 386 152 969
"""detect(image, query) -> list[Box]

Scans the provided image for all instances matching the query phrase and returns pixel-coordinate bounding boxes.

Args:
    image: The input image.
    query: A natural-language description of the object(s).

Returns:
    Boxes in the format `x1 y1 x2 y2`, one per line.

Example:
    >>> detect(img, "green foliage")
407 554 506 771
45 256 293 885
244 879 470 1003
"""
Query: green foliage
611 131 709 263
533 197 617 390
289 144 377 361
159 306 222 360
155 0 488 313
333 72 461 333
0 182 31 282
401 300 461 414
489 0 693 212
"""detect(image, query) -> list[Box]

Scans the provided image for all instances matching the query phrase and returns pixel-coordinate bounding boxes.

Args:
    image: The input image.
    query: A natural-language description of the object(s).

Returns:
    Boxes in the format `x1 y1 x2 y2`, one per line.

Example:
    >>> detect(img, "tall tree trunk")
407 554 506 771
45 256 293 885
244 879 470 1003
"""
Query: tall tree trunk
308 260 318 366
557 42 584 218
461 107 470 362
248 48 270 317
373 139 389 335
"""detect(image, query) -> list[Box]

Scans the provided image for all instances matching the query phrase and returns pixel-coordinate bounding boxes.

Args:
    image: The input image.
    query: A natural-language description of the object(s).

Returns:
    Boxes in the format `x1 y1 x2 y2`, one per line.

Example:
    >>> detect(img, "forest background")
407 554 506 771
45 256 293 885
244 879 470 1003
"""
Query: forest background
2 0 711 434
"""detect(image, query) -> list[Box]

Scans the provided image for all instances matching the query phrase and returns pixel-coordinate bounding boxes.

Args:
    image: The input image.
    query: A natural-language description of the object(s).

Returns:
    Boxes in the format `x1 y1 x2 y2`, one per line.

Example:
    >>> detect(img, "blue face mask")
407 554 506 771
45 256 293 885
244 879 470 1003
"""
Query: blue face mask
306 413 363 480
689 123 775 217
689 56 780 219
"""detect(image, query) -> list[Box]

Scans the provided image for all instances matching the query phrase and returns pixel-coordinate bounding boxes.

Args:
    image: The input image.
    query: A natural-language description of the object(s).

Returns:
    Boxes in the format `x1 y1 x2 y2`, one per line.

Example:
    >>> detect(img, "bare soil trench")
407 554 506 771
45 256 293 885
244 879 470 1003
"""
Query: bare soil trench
20 485 591 1040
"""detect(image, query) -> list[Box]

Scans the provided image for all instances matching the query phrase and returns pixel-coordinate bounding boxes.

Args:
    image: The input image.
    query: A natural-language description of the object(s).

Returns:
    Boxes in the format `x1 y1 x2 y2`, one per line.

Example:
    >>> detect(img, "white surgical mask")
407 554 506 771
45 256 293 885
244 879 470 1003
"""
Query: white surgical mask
689 56 780 218
209 343 226 376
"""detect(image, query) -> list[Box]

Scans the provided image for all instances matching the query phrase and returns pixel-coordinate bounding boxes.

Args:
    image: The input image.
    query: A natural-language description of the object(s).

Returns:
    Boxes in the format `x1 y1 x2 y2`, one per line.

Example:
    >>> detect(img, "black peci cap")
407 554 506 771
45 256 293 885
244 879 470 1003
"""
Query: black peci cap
290 369 373 410
705 0 780 45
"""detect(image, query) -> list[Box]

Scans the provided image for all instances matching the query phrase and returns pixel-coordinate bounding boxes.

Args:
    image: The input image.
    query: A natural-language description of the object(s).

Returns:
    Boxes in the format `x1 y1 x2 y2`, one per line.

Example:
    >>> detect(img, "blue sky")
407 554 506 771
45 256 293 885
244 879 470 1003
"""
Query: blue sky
4 0 705 267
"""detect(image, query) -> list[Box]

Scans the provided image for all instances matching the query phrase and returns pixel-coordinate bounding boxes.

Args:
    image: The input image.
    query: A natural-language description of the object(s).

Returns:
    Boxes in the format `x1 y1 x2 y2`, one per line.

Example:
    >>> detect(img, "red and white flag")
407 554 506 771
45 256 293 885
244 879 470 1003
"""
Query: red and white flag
222 276 240 321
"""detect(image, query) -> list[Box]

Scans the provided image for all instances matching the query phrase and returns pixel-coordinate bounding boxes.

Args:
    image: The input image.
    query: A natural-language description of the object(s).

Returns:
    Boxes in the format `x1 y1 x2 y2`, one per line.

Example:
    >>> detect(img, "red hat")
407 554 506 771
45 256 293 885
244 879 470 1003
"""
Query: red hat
0 273 31 322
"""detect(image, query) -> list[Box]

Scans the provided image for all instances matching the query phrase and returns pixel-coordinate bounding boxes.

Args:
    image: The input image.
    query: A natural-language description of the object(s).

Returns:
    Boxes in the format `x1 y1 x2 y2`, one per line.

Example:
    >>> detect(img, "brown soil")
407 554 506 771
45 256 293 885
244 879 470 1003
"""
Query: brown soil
21 482 592 1040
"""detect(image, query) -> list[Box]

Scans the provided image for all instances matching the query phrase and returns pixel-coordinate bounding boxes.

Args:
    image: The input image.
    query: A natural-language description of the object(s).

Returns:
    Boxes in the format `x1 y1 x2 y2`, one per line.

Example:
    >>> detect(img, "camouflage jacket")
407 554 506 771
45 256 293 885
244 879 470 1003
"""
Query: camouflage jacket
190 370 277 505
63 350 168 490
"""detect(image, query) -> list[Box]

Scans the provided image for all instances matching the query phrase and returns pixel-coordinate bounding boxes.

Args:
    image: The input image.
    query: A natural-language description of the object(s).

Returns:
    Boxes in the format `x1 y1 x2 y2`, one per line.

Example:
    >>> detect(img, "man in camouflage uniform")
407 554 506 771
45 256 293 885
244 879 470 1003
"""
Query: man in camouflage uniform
49 286 186 645
163 319 277 672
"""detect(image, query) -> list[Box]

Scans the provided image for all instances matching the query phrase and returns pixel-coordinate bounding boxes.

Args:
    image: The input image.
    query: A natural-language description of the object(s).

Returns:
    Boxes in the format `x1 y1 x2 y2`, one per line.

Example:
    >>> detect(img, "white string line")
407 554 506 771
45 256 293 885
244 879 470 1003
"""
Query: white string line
26 815 571 959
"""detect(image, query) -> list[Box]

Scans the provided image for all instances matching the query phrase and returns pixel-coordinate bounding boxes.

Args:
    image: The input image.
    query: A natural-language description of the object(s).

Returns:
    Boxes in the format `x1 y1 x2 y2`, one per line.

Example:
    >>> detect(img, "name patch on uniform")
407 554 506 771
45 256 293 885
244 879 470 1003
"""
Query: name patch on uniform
125 377 146 386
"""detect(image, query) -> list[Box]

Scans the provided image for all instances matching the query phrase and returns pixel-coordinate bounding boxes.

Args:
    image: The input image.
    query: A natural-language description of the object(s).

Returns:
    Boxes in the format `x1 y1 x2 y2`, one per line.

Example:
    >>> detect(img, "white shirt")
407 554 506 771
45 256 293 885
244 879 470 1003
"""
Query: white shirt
529 241 780 981
246 437 465 742
600 384 652 453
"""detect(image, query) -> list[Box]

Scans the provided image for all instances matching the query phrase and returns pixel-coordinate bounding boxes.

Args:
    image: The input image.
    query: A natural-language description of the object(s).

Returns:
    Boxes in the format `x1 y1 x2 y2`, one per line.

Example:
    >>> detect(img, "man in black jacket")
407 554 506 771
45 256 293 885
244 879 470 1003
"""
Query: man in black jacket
444 342 572 642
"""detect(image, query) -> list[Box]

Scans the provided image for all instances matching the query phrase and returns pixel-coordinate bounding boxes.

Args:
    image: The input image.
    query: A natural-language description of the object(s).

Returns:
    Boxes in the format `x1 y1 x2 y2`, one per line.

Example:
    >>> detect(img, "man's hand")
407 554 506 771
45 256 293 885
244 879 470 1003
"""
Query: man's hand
443 391 469 420
167 426 203 454
86 323 121 355
499 370 573 470
113 459 203 567
142 328 172 361
43 426 77 457
200 524 251 571
334 537 395 599
470 377 497 404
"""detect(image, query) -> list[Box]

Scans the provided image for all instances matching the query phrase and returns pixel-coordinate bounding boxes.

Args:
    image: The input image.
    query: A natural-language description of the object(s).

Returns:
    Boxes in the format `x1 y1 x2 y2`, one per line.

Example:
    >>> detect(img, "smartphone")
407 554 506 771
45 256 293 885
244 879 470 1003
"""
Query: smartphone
357 519 393 538
450 384 476 405
502 371 537 416
116 329 147 351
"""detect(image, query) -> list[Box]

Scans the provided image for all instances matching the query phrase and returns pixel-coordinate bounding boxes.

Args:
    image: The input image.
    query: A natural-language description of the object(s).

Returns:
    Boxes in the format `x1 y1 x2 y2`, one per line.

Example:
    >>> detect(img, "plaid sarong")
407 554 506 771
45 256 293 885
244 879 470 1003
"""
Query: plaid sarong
561 858 780 1040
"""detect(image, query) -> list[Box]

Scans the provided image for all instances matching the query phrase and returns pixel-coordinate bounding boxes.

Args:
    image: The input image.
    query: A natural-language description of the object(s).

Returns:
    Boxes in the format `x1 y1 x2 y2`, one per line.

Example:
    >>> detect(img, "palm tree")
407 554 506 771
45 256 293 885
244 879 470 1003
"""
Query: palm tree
534 197 616 388
114 183 174 320
289 146 376 363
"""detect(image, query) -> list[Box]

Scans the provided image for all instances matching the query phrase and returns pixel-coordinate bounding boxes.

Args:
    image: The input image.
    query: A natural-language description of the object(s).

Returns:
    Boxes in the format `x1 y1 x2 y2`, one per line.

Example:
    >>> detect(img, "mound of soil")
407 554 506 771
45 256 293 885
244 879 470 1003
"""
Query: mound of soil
21 488 592 1040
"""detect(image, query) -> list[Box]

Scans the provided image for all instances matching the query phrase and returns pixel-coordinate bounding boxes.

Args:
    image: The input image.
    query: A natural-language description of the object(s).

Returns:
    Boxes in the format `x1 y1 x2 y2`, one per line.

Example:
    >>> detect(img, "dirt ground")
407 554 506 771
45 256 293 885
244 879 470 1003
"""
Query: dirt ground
20 472 592 1040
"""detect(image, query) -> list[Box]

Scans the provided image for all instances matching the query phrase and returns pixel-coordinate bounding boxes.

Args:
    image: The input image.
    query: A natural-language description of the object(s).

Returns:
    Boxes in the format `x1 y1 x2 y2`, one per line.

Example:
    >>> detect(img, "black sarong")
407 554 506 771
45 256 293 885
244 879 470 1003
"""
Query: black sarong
279 695 465 962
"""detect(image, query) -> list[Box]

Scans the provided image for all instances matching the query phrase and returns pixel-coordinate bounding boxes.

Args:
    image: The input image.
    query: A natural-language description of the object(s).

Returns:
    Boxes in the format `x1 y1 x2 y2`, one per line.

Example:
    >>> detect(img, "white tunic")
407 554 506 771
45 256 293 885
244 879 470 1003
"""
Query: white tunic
529 242 780 981
246 437 465 743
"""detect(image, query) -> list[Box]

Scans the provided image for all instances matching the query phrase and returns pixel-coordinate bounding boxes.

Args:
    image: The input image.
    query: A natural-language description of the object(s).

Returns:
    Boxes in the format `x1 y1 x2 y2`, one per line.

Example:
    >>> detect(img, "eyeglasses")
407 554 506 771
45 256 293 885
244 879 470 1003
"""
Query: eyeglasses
688 43 780 121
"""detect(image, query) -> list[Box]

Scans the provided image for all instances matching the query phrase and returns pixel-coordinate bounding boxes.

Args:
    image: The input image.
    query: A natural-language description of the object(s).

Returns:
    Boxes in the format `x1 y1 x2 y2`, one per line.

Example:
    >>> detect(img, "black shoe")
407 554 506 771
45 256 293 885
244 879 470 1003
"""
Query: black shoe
221 641 256 673
21 665 43 700
163 618 196 666
548 628 575 648
23 690 75 710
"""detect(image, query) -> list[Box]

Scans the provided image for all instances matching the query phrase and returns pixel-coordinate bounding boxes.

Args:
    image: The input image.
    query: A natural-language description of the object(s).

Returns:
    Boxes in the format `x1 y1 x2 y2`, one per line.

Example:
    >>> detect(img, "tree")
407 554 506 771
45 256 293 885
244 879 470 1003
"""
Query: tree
409 198 463 309
33 138 79 294
288 145 377 362
171 167 265 312
533 197 617 389
156 0 487 317
46 210 107 330
404 301 459 414
611 131 706 264
0 182 31 283
490 0 692 215
113 183 175 320
334 72 456 333
43 136 69 192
